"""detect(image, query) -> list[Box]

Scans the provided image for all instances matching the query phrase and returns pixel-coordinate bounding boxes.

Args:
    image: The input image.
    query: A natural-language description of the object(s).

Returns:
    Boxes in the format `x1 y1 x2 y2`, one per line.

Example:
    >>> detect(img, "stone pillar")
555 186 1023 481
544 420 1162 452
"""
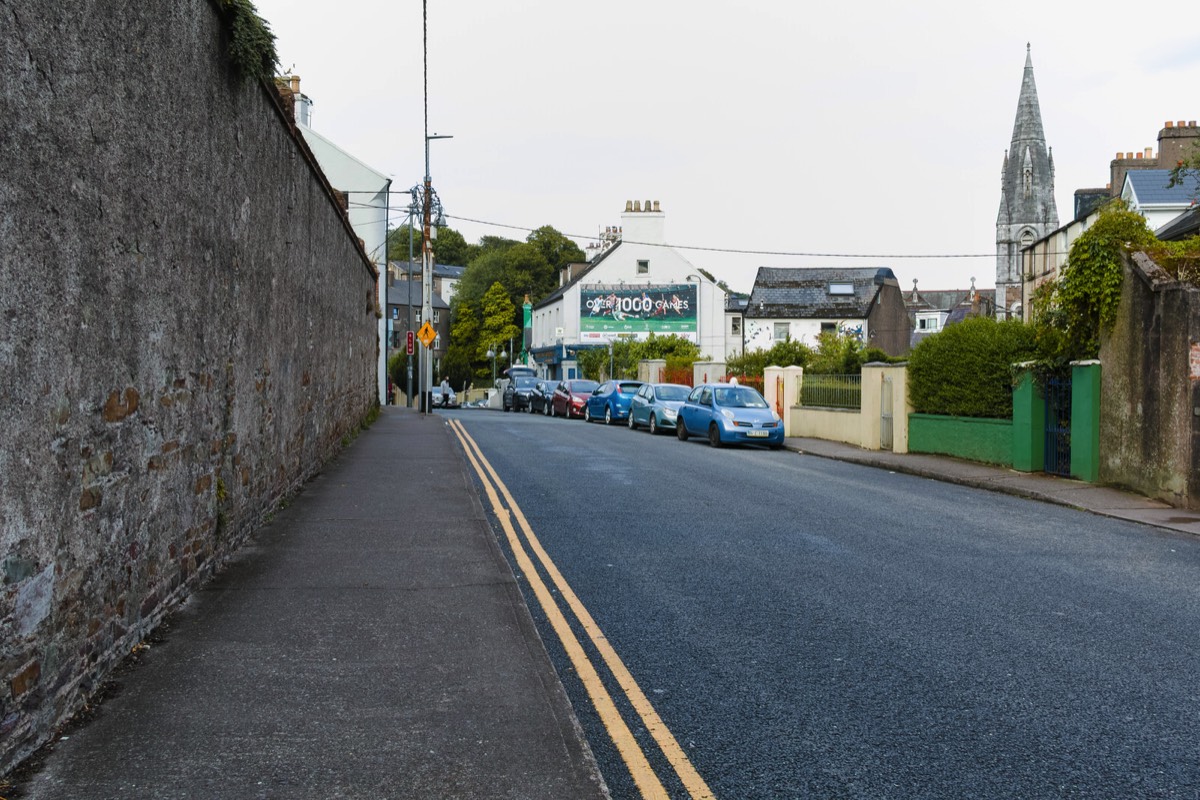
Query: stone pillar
639 359 666 384
1071 360 1102 482
692 361 726 386
1011 367 1045 472
860 364 884 451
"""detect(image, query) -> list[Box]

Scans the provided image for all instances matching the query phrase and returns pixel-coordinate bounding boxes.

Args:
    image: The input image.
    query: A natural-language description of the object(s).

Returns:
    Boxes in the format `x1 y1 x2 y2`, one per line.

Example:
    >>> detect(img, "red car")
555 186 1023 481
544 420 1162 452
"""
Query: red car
551 379 599 419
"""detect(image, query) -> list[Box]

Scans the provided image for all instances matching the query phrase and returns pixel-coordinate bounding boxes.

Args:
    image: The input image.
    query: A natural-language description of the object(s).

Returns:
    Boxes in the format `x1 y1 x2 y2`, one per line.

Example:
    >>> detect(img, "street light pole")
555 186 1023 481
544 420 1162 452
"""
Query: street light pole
420 133 452 414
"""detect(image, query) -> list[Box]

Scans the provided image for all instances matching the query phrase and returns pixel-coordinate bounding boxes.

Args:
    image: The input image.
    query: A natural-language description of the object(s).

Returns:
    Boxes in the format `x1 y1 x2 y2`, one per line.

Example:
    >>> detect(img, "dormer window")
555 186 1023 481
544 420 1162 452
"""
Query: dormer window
828 282 854 295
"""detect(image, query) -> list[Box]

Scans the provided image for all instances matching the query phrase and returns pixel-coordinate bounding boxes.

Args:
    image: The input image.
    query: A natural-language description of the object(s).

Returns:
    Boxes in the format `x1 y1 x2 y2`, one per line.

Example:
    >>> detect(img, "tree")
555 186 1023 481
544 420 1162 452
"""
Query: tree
444 297 481 386
386 223 419 263
432 227 471 266
454 241 554 317
527 226 585 271
1168 139 1200 197
1034 202 1156 360
387 224 471 266
479 283 522 365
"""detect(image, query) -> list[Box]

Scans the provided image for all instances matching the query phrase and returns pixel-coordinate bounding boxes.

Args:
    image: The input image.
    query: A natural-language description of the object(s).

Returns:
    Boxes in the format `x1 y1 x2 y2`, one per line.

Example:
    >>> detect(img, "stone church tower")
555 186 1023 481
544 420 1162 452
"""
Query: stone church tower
996 45 1058 319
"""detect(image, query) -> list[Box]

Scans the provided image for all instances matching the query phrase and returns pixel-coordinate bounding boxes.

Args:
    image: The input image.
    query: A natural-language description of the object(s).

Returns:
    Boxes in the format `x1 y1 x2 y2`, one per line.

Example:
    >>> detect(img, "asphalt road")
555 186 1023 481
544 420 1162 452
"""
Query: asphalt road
446 408 1200 799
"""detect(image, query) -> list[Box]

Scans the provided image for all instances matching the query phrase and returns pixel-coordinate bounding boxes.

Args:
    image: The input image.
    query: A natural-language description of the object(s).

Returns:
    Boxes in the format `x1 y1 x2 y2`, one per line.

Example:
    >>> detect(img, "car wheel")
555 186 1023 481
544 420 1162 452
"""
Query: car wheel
550 403 557 418
649 415 658 435
584 406 592 423
604 406 613 425
676 419 688 441
628 412 637 430
708 424 723 448
545 402 552 417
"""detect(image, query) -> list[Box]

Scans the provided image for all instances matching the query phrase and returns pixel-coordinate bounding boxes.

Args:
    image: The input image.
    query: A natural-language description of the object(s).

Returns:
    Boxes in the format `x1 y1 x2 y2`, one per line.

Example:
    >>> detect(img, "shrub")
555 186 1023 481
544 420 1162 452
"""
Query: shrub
908 317 1037 418
727 339 813 378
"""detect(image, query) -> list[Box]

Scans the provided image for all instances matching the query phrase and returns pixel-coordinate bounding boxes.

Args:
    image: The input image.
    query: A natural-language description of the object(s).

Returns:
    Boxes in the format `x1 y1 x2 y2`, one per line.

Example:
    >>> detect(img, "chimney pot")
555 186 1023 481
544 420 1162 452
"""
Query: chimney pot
644 199 652 212
289 75 300 93
652 200 661 212
1145 147 1154 158
1115 151 1123 159
1190 121 1197 127
625 200 633 212
1127 152 1134 160
1136 152 1143 159
1166 121 1175 128
1179 120 1187 127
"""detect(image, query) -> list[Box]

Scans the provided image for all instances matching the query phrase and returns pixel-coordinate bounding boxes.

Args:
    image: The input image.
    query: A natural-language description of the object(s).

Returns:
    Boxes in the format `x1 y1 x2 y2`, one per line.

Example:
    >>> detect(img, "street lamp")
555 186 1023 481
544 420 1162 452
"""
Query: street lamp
488 347 496 386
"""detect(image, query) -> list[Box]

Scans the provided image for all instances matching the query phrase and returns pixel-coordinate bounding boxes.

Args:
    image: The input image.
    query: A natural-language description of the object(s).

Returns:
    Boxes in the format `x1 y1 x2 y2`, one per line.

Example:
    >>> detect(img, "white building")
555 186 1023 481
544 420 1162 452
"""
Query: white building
530 200 726 379
1121 169 1200 233
289 77 392 405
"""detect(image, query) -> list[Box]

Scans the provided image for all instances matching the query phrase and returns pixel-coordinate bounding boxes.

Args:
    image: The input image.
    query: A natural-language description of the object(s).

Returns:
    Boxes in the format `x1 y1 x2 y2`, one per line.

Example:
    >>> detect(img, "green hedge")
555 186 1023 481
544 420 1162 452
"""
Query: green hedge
908 317 1037 418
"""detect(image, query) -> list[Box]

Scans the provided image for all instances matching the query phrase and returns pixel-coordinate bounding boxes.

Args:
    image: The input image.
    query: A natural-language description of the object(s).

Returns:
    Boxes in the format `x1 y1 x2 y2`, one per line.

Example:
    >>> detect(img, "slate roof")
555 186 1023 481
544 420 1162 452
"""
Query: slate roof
745 267 898 319
906 289 971 313
387 286 449 310
725 294 749 313
1124 170 1200 205
389 261 466 280
1156 206 1200 241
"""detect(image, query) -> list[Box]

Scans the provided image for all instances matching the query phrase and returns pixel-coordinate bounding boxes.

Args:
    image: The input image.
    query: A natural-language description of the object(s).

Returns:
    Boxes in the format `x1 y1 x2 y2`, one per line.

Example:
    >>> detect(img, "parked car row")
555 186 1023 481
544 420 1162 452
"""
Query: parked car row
518 378 784 449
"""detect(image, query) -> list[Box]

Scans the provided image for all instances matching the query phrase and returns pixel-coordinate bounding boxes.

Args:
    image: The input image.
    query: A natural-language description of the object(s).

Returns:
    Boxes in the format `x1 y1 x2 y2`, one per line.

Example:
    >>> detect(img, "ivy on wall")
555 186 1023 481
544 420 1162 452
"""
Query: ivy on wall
221 0 277 83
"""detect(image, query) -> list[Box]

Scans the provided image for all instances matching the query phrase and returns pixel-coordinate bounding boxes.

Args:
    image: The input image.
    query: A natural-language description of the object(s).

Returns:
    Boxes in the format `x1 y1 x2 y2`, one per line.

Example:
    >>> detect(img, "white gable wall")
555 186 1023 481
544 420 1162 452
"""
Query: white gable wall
744 318 870 352
533 206 727 361
299 123 391 405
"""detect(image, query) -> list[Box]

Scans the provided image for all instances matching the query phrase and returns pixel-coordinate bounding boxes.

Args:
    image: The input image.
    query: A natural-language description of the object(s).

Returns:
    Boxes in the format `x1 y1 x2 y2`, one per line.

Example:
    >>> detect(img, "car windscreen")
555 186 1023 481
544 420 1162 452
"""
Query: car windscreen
513 377 538 388
617 382 642 394
713 387 768 408
572 381 599 393
655 385 689 401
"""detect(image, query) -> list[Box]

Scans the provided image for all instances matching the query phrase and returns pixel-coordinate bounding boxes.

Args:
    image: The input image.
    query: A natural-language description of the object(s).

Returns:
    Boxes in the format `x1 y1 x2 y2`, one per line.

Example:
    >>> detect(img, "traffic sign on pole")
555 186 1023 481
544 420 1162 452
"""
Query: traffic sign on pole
406 330 415 355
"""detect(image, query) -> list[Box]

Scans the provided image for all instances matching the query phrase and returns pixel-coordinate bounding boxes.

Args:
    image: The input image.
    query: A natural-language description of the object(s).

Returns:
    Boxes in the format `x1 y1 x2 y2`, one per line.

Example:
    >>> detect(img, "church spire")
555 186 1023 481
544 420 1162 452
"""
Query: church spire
995 45 1059 320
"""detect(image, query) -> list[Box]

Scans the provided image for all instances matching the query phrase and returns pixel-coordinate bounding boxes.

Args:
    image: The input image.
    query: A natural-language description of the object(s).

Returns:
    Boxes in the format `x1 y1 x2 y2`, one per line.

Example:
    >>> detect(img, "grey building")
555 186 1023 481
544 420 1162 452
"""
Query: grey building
996 45 1059 320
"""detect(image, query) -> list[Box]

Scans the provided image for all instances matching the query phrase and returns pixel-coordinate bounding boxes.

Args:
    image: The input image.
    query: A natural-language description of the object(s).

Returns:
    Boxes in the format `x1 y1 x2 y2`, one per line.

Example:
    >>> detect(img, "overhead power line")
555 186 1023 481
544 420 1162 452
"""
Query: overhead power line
443 214 997 260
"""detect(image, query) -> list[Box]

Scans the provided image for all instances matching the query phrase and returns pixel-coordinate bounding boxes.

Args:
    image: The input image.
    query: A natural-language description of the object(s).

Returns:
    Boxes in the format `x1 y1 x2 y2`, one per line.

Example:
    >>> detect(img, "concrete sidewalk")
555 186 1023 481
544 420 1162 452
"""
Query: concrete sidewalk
785 437 1200 538
12 408 606 800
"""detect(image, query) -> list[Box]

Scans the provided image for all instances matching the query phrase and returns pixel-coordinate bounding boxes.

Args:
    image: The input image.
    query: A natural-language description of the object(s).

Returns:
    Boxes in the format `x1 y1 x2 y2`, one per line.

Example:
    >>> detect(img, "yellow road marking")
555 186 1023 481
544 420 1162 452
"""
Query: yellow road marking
448 420 670 799
449 419 716 800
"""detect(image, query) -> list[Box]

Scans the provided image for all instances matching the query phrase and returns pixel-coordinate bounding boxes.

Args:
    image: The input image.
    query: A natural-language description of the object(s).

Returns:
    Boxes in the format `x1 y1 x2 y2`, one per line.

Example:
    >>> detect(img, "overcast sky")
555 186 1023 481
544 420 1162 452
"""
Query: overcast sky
250 0 1200 294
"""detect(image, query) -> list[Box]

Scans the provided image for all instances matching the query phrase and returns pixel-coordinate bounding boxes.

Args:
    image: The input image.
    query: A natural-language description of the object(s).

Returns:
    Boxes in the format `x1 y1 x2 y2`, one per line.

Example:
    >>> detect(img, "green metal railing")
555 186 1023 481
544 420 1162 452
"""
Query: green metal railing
799 374 862 410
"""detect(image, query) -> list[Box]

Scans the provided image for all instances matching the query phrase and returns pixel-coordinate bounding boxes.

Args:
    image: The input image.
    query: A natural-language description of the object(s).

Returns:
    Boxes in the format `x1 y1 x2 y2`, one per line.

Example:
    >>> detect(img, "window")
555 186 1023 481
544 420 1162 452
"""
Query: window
637 260 649 274
829 282 854 295
433 310 440 324
391 307 398 319
820 322 836 333
918 317 939 331
415 310 421 324
774 322 790 342
730 317 741 335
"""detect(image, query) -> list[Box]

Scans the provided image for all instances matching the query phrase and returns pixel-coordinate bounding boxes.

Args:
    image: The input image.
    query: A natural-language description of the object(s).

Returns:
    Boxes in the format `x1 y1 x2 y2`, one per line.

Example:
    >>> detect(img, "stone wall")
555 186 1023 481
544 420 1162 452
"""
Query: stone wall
1099 253 1200 508
0 1 379 771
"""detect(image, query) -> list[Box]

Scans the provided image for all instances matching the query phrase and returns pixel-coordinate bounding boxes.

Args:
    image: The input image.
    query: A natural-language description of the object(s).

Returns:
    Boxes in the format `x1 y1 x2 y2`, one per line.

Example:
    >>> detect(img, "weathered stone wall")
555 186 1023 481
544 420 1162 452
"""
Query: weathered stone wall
0 1 379 770
1099 253 1200 508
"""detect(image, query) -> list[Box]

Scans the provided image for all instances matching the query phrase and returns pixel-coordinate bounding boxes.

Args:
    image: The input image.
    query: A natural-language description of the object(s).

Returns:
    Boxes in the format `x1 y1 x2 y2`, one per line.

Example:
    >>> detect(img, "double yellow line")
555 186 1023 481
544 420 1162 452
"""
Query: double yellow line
448 419 715 800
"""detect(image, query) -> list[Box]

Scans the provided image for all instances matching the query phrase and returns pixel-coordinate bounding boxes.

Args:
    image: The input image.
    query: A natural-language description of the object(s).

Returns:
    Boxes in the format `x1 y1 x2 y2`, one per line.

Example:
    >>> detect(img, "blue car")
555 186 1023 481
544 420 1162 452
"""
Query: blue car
676 383 784 449
584 380 645 425
628 383 691 434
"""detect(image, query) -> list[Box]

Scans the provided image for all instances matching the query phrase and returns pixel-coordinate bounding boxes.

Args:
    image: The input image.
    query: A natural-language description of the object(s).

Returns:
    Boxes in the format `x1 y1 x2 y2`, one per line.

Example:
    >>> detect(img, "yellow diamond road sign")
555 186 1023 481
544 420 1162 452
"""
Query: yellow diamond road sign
417 321 437 348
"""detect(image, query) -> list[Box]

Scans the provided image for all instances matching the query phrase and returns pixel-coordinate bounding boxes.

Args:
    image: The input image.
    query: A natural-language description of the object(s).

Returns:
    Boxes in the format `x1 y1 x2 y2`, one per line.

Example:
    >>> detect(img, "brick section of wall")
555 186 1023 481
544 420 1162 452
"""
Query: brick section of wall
0 0 378 771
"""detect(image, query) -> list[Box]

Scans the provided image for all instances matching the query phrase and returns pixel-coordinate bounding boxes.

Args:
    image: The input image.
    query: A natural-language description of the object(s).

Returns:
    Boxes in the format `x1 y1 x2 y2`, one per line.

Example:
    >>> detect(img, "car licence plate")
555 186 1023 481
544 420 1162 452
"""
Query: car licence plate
747 430 769 438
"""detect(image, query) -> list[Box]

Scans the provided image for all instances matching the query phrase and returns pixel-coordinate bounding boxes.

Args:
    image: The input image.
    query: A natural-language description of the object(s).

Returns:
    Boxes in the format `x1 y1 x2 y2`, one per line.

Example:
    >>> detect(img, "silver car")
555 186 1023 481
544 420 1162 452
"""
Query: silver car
627 383 691 434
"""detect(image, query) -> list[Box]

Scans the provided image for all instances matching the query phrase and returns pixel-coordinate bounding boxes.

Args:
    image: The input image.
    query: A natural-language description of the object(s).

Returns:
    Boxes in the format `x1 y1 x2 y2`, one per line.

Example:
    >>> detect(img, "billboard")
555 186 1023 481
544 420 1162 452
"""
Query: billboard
579 284 697 342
